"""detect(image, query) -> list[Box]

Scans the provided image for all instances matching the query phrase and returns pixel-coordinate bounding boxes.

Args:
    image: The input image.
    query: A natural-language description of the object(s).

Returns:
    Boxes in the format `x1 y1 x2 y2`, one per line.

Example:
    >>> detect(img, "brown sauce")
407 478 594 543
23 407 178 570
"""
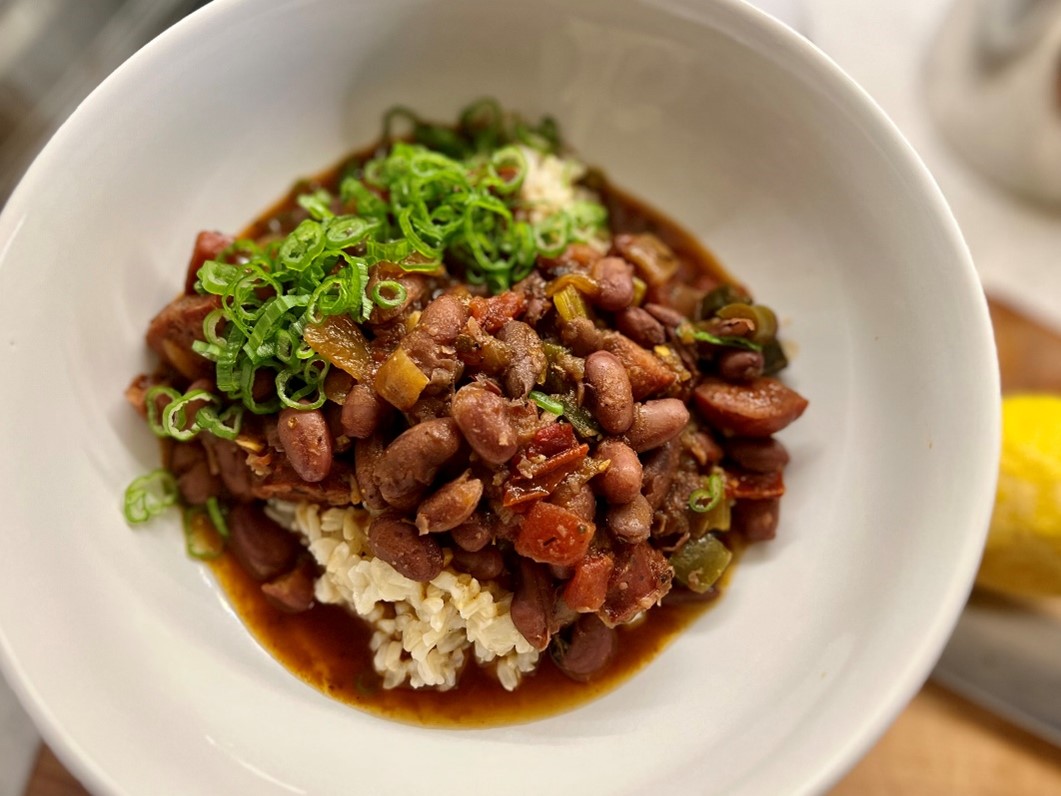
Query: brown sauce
210 550 738 727
208 141 745 726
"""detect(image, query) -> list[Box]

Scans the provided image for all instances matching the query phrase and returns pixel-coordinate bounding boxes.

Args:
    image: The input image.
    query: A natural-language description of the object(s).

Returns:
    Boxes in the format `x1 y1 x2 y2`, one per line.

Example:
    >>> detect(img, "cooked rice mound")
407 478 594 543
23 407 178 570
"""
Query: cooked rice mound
267 500 539 691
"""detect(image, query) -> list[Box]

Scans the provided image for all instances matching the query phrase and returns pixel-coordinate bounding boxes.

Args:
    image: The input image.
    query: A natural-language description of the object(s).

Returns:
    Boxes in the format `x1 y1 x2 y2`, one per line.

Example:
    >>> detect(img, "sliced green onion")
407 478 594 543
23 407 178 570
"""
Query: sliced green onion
370 280 408 309
689 472 725 514
297 188 335 221
278 219 326 272
123 469 178 524
160 389 216 441
195 403 244 441
528 390 565 416
183 506 225 561
144 385 181 437
678 323 762 352
205 497 229 540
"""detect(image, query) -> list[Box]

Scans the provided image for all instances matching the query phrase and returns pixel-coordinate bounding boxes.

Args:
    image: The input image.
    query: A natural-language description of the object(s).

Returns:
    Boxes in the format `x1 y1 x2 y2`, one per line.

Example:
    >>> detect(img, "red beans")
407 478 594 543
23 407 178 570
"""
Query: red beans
277 407 334 483
511 560 555 651
415 472 484 533
625 398 690 452
451 384 518 465
368 513 444 582
594 440 642 504
375 418 462 506
417 293 467 344
450 547 504 582
498 321 547 399
354 435 388 511
551 615 618 683
227 503 299 582
693 377 808 437
591 257 635 311
341 384 389 439
717 349 765 382
450 515 494 552
584 350 634 434
614 306 665 348
605 494 653 543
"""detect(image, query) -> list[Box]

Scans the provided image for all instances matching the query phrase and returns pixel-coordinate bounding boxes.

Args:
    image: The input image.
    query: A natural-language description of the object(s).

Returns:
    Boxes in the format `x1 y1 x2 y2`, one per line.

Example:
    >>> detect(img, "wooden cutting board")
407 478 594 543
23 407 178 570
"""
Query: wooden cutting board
23 298 1061 796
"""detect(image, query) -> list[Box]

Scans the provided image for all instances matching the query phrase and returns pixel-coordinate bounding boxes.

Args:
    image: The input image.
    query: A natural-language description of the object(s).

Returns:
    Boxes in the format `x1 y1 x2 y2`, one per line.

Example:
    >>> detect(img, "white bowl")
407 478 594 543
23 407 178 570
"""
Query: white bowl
0 1 998 794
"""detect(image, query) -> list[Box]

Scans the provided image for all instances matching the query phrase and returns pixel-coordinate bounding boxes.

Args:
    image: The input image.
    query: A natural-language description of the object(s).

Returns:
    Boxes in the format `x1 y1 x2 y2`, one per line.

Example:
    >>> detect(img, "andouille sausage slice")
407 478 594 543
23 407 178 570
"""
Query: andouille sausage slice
693 377 808 437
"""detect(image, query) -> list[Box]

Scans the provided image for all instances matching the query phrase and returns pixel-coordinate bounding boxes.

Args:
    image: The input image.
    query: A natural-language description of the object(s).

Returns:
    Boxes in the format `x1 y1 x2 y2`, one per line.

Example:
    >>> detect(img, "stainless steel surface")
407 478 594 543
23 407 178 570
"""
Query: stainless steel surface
925 0 1061 204
933 594 1061 747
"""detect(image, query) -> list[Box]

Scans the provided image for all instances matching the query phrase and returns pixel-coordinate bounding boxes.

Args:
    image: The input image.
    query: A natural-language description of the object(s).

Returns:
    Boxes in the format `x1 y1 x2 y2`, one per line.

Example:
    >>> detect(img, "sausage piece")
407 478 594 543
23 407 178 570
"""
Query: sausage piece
584 350 635 435
277 407 333 483
261 558 316 614
733 498 781 541
368 513 444 582
725 438 790 473
693 377 808 437
375 418 462 506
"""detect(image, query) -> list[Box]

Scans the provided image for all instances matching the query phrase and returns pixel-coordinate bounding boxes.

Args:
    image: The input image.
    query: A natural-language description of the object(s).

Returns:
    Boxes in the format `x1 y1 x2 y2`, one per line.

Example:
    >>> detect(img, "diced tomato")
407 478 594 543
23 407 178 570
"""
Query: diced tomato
725 469 785 500
515 502 595 567
526 423 578 459
562 551 615 613
469 291 527 334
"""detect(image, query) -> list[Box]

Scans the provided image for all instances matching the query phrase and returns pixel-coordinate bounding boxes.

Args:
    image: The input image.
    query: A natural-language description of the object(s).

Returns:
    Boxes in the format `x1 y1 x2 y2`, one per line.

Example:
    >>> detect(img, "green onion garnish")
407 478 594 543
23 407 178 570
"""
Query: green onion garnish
205 497 229 540
184 101 608 422
123 469 178 524
528 390 565 416
678 323 762 352
370 280 408 309
689 472 725 514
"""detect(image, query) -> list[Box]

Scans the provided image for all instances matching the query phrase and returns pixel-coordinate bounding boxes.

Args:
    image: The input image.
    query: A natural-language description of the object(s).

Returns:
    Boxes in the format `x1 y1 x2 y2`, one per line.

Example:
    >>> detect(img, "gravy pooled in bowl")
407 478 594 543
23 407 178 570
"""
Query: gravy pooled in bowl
123 101 807 724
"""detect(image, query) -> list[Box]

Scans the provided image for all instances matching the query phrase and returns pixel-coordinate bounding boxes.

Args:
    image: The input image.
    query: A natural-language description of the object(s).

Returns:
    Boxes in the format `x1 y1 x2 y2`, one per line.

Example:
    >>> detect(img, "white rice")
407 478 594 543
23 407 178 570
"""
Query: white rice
266 500 539 691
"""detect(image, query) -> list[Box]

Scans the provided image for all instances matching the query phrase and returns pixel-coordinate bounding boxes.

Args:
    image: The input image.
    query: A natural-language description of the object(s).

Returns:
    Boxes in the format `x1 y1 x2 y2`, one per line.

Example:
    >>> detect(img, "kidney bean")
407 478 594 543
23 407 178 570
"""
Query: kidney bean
498 320 547 399
559 316 603 356
450 547 504 582
227 503 299 582
606 494 653 543
450 515 495 552
643 303 685 329
451 384 518 465
584 350 635 434
615 306 665 348
718 349 765 382
625 398 689 452
376 418 461 506
353 435 387 511
368 513 444 582
418 293 467 344
170 442 218 506
693 377 808 437
340 384 390 439
551 614 618 683
593 440 642 505
732 498 780 541
550 479 596 522
726 438 790 473
591 257 635 311
511 560 555 651
276 407 333 483
415 471 484 533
